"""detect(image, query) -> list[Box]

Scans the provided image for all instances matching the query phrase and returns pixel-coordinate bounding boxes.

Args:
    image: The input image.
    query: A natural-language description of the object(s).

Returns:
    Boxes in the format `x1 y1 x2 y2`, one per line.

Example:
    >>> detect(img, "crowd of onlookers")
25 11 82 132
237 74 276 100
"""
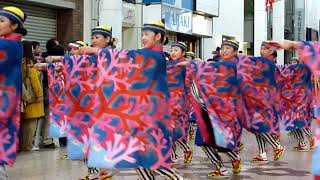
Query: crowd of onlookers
20 39 66 152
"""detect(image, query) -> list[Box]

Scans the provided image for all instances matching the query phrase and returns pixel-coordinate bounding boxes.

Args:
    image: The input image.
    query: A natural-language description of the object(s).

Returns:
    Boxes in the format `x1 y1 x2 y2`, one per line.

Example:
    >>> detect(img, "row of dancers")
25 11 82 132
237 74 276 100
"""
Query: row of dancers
0 5 319 180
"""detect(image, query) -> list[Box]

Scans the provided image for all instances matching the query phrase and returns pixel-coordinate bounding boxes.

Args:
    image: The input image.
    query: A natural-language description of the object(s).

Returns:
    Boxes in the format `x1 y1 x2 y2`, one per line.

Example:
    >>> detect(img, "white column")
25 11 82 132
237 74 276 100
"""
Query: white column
122 2 142 49
273 0 285 65
83 0 93 44
254 0 268 57
99 0 123 48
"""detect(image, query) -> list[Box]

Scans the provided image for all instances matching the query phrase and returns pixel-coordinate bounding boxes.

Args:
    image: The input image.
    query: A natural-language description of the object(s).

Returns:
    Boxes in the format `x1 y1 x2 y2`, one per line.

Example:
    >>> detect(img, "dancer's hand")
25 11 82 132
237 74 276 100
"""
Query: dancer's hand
78 47 99 55
34 63 48 71
176 61 190 67
46 56 62 63
267 40 300 50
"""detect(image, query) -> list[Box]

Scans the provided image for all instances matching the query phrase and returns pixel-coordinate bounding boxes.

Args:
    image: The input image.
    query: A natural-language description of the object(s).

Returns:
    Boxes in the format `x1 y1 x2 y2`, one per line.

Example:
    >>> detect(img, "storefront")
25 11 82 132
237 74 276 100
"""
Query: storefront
192 14 213 59
141 0 221 58
193 0 219 60
0 0 82 50
0 1 57 50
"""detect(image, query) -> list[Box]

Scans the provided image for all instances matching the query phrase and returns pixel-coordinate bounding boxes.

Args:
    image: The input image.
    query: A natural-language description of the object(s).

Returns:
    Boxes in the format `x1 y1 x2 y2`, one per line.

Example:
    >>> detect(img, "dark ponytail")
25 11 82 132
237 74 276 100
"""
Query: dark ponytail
15 27 27 36
107 37 117 49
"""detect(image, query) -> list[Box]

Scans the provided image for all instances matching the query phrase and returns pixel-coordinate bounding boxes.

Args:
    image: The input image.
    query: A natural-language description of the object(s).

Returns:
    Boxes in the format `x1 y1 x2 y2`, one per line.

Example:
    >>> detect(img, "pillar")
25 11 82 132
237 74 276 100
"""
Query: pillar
99 0 122 48
273 0 285 65
254 0 268 57
83 0 93 44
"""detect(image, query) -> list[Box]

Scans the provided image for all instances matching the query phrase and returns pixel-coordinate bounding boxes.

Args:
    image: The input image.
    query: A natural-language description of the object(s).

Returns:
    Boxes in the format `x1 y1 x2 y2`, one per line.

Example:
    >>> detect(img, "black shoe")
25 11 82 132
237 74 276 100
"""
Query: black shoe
40 143 55 148
59 137 67 147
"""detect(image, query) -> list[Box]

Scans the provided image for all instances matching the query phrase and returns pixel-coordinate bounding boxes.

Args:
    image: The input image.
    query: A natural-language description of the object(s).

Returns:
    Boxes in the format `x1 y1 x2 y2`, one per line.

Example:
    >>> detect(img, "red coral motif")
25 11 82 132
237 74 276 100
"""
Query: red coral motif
0 51 7 61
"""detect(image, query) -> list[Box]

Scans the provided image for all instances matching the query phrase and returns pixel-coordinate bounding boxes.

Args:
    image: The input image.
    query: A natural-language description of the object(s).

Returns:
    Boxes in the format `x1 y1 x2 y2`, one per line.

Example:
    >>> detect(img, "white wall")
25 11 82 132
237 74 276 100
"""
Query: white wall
306 0 320 30
122 2 144 49
254 0 267 57
273 0 285 64
202 0 244 60
99 0 123 48
142 4 162 24
83 0 93 44
122 3 162 49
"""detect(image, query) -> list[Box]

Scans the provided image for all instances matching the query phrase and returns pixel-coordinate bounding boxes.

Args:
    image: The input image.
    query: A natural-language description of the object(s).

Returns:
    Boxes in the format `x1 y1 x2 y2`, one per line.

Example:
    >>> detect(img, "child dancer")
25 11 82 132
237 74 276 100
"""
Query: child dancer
247 42 285 163
168 42 192 164
177 40 243 178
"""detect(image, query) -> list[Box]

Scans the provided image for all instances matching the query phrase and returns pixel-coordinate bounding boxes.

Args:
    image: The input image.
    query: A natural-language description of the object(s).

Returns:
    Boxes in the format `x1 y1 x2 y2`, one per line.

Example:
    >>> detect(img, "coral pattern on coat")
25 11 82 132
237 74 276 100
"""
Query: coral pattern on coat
296 41 320 176
87 48 172 170
187 61 244 151
276 64 313 131
167 59 189 142
0 40 22 166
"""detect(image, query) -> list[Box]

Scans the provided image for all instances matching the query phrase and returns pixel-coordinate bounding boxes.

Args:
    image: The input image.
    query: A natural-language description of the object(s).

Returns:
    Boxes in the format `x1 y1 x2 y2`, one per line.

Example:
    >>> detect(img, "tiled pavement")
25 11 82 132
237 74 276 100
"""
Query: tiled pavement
7 130 313 180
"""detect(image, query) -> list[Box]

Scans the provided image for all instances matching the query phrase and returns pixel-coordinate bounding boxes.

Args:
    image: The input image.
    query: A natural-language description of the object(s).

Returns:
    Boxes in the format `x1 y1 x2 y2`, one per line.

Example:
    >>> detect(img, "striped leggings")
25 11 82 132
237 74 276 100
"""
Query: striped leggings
0 165 8 180
201 146 239 169
172 140 191 158
136 167 181 180
255 133 280 154
291 128 313 145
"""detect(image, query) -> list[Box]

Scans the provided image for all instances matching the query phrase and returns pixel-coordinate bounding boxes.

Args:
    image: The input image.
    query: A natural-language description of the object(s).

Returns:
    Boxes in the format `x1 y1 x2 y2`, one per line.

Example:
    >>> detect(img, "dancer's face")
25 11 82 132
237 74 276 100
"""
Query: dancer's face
289 60 298 65
221 45 237 60
0 16 17 36
260 45 273 58
142 30 161 49
186 56 193 61
92 34 110 48
170 46 185 60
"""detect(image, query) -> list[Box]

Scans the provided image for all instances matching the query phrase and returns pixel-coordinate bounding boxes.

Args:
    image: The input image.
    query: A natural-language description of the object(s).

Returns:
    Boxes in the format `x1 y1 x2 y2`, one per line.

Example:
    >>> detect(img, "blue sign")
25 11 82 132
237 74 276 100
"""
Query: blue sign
143 0 161 3
162 4 192 34
143 0 192 10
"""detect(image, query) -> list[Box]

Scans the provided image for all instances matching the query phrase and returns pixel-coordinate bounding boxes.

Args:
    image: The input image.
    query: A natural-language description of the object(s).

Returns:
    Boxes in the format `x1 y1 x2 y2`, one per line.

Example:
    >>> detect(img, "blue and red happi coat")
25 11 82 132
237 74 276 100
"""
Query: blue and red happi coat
235 55 280 136
64 55 97 160
295 41 320 176
48 55 98 160
0 40 22 166
187 61 244 151
276 64 313 131
166 59 189 142
48 63 67 138
87 48 173 170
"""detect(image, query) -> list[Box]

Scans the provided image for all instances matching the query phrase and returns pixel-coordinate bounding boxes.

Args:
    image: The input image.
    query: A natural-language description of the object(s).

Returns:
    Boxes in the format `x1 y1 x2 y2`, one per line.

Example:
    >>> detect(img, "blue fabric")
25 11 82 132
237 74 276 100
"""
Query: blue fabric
0 39 23 166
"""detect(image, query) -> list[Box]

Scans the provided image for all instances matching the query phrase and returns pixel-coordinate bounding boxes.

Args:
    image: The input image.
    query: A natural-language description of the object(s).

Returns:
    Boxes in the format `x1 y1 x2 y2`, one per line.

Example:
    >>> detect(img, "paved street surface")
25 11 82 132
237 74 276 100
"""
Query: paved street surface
7 130 313 180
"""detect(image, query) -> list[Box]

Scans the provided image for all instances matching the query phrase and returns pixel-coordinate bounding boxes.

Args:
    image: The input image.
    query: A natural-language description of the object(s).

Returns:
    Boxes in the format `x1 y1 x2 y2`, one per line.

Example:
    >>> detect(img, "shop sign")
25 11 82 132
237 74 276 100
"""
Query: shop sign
162 4 192 34
294 9 305 41
294 0 305 41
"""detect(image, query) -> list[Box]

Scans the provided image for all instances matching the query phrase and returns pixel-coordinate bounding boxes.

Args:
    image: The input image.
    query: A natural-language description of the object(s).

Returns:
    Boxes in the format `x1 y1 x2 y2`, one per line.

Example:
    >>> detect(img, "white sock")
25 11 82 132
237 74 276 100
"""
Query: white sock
260 152 267 159
220 166 227 172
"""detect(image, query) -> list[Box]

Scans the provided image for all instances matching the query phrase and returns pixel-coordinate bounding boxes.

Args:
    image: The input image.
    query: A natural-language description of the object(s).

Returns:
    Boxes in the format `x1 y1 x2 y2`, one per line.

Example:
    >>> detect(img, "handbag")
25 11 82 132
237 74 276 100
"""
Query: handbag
25 59 37 104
